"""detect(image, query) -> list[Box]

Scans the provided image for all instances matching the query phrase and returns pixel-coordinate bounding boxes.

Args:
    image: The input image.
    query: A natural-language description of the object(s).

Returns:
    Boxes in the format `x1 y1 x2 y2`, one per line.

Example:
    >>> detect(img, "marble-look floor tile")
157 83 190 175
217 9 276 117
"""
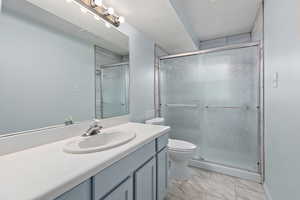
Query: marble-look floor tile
236 186 266 200
234 178 264 193
168 179 206 200
166 167 267 200
210 171 237 185
191 170 235 199
189 167 211 180
205 182 235 200
205 193 226 200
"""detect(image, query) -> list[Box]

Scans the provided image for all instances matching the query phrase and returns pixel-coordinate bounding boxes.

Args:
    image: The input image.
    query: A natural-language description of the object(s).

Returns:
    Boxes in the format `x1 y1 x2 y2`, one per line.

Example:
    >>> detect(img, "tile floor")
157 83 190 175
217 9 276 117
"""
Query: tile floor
166 167 266 200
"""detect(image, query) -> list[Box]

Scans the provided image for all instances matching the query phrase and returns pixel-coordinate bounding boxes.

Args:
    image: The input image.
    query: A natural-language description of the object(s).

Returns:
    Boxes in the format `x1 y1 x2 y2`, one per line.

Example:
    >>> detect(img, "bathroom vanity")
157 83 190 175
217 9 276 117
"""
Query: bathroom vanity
0 123 170 200
56 129 169 200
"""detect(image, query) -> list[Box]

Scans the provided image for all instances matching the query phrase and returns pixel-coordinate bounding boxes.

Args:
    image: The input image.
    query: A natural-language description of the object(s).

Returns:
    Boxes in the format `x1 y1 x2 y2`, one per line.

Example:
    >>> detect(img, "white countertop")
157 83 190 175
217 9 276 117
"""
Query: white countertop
0 123 170 200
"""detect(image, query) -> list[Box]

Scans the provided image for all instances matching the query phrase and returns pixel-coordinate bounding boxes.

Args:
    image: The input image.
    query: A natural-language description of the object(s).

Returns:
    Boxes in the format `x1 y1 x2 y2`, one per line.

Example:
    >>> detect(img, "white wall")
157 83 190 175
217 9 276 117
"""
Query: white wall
119 24 155 122
252 3 263 42
0 12 95 134
199 33 251 50
264 0 300 199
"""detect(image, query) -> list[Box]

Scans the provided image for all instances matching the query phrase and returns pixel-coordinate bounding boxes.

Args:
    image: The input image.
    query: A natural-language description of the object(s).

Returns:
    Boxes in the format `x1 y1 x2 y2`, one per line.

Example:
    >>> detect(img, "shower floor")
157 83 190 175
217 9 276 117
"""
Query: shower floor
166 167 266 200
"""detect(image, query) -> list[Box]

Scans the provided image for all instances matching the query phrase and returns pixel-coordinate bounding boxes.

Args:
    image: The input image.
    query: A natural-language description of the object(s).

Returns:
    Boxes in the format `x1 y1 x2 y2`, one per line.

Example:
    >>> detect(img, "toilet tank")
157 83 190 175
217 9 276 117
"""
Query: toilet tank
145 118 165 125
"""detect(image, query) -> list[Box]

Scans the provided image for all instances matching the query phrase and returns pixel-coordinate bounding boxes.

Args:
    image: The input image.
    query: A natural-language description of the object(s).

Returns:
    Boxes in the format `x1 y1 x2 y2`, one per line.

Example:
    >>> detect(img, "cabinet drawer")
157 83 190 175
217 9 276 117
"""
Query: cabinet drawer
156 133 169 152
55 179 91 200
93 141 156 200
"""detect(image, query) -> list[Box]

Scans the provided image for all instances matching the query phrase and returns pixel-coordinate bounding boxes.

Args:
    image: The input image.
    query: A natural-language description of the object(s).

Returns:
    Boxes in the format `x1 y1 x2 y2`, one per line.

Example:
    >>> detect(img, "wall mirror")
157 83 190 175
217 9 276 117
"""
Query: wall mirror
95 47 129 119
0 0 129 136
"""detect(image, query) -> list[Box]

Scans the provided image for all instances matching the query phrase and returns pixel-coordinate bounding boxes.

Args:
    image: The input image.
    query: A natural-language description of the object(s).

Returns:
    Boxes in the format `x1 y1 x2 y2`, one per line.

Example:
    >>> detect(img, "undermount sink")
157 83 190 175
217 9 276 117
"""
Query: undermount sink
63 130 136 154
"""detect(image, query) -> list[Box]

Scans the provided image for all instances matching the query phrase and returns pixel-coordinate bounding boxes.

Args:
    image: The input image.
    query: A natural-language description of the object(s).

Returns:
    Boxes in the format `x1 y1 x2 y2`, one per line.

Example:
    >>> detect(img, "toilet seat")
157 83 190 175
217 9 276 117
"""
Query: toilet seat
168 139 197 152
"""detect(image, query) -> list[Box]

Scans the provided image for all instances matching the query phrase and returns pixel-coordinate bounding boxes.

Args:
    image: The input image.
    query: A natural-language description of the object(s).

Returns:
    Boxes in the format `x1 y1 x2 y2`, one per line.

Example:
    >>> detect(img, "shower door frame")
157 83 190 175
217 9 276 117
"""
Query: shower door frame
96 62 130 119
156 42 264 182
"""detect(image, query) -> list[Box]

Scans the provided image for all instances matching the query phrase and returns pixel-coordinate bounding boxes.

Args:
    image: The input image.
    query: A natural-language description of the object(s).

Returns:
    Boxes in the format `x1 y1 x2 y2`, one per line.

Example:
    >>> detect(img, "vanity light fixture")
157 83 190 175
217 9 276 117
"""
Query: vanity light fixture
93 0 103 7
107 7 114 15
68 0 125 28
118 16 125 23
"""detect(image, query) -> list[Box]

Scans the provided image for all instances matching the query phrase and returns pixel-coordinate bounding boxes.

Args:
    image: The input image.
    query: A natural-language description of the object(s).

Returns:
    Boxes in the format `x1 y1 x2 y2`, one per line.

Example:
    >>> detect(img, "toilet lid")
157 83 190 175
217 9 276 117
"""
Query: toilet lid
168 139 197 151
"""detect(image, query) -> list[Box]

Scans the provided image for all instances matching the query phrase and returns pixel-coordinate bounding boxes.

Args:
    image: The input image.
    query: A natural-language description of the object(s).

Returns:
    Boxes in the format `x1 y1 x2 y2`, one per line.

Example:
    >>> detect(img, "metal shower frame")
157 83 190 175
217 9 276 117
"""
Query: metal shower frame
155 41 265 182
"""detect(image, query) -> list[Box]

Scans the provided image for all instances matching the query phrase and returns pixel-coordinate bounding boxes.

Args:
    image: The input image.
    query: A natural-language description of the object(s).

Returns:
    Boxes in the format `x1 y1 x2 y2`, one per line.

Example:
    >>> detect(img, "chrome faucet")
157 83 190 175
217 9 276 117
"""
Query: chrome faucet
82 119 103 137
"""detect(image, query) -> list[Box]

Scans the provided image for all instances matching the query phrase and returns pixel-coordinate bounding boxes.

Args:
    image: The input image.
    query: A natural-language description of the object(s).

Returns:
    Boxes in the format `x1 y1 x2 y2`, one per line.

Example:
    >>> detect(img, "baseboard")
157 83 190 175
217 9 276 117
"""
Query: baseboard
263 183 273 200
189 159 261 183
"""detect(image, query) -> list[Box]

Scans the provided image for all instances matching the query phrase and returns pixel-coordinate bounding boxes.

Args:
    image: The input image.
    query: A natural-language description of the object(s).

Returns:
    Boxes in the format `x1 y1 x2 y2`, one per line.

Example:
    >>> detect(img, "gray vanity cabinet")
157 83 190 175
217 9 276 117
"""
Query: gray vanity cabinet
102 177 133 200
156 147 168 200
135 157 156 200
54 133 169 200
55 179 91 200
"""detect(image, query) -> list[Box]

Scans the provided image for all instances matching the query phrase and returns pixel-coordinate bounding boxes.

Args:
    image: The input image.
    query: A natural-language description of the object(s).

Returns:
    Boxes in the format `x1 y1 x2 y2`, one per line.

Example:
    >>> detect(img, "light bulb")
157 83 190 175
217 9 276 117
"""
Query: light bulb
118 16 125 23
105 22 111 28
66 0 72 3
94 15 100 21
107 7 114 15
80 7 88 14
94 0 103 6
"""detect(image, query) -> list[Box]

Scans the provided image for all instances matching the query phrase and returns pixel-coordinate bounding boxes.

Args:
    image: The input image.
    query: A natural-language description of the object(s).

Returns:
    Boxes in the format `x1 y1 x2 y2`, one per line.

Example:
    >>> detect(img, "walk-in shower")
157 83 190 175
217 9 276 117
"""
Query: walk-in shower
156 42 263 181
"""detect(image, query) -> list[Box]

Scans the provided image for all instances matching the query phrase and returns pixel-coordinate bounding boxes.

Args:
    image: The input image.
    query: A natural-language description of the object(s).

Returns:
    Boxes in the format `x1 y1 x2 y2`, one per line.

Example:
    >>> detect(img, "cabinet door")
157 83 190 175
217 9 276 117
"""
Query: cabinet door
103 176 133 200
55 179 91 200
92 141 155 200
134 157 156 200
157 148 168 200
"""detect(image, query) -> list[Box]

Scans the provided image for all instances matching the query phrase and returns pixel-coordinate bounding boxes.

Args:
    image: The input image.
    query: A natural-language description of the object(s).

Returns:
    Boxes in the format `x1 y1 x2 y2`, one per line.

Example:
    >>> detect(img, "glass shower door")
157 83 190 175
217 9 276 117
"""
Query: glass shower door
100 64 129 118
159 46 260 172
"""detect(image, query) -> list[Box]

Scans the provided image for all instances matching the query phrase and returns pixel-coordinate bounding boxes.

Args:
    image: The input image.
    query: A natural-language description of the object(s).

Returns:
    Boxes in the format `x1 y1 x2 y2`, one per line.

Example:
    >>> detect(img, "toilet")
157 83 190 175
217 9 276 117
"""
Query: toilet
145 118 197 180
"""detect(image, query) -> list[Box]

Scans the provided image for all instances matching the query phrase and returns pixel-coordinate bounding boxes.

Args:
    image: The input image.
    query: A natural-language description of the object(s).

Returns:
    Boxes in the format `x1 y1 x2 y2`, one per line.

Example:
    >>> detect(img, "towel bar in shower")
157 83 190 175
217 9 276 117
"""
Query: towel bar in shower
165 104 198 108
205 105 249 110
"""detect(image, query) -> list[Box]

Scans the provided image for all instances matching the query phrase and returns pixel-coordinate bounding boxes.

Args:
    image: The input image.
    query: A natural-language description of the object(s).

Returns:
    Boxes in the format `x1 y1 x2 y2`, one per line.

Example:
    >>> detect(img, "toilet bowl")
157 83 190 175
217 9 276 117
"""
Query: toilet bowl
145 118 197 180
168 139 197 180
